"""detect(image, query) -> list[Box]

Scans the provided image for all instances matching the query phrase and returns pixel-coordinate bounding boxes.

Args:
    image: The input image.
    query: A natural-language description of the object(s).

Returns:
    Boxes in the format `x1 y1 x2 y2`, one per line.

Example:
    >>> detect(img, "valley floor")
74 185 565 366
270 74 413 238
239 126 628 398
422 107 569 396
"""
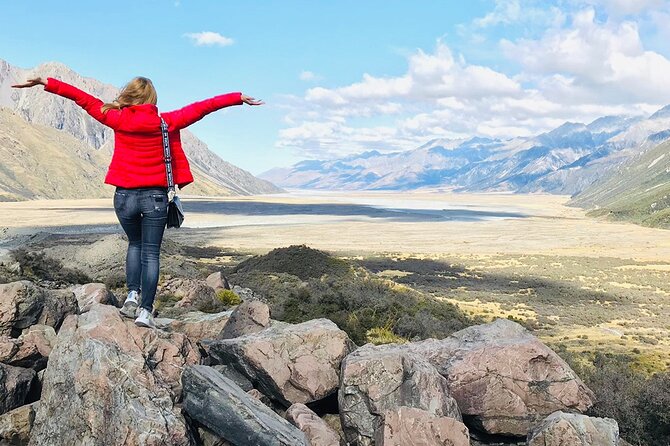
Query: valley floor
1 189 669 369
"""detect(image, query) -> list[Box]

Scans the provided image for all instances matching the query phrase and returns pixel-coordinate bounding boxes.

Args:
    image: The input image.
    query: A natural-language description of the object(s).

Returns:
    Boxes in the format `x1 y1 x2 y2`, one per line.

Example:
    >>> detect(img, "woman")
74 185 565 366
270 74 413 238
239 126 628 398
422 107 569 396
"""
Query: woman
12 75 262 328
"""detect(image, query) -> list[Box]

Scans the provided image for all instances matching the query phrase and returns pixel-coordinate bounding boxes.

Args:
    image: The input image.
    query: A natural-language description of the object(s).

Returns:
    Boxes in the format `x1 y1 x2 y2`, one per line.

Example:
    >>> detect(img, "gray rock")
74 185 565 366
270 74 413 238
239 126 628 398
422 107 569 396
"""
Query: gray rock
211 364 254 391
0 364 35 416
28 304 199 445
339 343 461 446
0 281 78 336
527 411 621 446
205 319 355 406
156 310 232 343
0 402 38 446
181 365 308 446
219 300 270 339
285 403 341 446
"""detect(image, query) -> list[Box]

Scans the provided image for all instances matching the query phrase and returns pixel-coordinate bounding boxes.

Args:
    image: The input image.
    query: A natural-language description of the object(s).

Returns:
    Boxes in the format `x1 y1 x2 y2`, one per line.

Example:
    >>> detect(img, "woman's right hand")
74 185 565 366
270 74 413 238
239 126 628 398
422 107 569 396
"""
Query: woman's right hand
241 94 264 106
11 77 46 88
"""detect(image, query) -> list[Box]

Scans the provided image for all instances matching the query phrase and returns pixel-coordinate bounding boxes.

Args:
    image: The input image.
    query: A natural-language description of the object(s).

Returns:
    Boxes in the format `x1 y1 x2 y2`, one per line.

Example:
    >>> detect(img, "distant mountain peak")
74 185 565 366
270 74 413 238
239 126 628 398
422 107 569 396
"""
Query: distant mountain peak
649 105 670 120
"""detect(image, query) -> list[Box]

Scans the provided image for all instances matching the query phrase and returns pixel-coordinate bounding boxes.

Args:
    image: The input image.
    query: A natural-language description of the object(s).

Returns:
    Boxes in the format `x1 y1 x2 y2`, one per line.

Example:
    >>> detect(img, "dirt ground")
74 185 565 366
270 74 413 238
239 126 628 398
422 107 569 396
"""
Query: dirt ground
1 190 668 368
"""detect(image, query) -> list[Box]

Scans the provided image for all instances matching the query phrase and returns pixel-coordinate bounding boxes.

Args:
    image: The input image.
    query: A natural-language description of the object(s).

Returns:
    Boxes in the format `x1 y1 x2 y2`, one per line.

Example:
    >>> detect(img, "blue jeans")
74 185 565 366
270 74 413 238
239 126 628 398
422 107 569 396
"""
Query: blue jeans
113 187 168 312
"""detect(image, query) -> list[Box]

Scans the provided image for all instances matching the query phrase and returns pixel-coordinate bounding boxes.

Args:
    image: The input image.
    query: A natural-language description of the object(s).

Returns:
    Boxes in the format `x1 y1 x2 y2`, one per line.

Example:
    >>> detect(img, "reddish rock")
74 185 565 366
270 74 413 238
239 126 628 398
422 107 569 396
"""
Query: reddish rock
285 403 341 446
375 407 470 446
412 319 595 436
29 304 199 445
70 283 119 313
219 300 270 339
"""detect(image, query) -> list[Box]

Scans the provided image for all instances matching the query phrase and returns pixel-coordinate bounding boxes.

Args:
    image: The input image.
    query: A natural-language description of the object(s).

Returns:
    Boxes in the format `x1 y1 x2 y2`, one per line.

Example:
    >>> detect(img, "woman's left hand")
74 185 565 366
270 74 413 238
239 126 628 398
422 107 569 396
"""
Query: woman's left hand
241 94 264 106
11 77 46 88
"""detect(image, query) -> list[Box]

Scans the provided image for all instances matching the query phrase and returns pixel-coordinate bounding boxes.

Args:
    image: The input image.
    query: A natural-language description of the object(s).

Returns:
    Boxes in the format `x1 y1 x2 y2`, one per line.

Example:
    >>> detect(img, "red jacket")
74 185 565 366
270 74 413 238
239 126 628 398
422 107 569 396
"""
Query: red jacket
44 77 243 189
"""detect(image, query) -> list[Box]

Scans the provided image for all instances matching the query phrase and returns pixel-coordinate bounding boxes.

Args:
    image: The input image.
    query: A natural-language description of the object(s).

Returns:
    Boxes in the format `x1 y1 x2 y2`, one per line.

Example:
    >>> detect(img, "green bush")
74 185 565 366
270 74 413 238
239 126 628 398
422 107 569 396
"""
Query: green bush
216 289 242 306
366 327 408 345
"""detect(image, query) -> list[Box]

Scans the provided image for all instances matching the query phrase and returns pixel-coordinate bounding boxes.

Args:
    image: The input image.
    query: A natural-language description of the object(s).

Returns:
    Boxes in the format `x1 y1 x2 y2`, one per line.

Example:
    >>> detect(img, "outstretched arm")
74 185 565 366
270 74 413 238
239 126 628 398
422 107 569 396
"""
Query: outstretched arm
12 77 121 129
161 92 263 131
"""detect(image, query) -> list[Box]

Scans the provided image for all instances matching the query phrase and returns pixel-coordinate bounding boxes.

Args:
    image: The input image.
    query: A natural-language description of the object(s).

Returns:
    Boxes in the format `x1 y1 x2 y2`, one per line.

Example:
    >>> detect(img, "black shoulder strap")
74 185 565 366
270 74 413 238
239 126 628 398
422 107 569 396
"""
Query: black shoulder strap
160 117 176 200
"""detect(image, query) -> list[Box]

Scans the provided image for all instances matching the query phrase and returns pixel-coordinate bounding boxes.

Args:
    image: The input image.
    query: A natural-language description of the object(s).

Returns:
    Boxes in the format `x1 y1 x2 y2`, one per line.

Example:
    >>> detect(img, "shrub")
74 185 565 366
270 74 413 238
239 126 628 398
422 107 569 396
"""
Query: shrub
12 248 90 286
216 289 242 306
366 327 408 345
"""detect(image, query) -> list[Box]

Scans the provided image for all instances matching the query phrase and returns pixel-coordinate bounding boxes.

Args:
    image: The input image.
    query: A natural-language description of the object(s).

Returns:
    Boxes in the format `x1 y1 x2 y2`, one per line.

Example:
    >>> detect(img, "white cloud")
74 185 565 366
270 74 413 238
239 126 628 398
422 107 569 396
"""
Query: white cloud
579 0 666 16
278 4 670 159
299 71 319 81
183 31 234 47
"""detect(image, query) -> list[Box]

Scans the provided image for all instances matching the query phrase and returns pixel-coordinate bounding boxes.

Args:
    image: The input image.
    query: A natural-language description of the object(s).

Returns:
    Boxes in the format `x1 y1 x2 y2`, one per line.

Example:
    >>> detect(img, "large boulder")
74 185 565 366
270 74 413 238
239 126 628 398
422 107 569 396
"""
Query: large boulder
285 403 341 446
70 283 119 313
182 365 309 446
205 272 230 291
375 407 470 446
339 344 461 446
0 364 35 415
205 319 355 406
155 310 232 343
29 304 199 445
219 300 270 339
0 281 78 337
527 411 621 446
0 402 38 445
411 319 595 436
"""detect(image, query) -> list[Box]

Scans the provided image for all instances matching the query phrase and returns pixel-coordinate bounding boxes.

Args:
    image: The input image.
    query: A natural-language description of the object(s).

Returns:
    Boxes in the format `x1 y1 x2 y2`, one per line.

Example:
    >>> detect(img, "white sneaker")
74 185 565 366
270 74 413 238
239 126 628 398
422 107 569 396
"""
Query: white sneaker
135 308 156 329
120 291 139 318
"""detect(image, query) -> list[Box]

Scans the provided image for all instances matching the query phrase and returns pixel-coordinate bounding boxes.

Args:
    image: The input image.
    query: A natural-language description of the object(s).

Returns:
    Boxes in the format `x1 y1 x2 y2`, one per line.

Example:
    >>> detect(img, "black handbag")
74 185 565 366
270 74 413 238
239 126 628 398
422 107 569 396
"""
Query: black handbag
160 117 184 228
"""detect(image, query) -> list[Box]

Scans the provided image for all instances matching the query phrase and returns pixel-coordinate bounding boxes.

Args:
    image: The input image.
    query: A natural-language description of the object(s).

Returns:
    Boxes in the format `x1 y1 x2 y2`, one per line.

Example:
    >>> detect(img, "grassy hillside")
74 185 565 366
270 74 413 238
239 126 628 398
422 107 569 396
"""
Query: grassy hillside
571 139 670 229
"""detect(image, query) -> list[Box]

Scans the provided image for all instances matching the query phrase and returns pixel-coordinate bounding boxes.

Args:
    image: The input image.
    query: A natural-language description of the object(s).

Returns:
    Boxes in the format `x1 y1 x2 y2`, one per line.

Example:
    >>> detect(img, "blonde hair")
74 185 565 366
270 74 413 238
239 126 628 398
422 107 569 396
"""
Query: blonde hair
101 77 157 113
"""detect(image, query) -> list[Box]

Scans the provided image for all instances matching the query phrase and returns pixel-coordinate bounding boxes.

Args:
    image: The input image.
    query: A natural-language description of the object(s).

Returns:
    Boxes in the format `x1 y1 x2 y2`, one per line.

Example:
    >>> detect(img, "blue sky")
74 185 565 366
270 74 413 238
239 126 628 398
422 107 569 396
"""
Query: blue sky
2 1 670 174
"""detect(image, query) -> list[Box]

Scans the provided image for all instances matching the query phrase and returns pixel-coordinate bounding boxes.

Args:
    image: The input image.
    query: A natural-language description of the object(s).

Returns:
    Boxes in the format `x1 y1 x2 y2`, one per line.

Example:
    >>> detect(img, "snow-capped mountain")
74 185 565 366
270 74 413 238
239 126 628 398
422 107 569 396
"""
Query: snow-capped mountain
261 109 670 195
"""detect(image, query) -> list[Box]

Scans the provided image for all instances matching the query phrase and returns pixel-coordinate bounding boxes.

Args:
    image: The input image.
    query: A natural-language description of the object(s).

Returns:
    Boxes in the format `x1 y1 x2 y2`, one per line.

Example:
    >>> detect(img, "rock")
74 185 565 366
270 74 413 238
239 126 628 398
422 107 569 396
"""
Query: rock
322 414 344 444
285 403 341 446
248 388 274 408
29 304 199 445
0 281 78 337
375 407 470 446
219 300 270 339
211 364 253 391
156 310 232 343
231 285 265 303
0 402 38 445
0 364 35 416
181 365 308 446
70 283 119 313
411 319 595 436
1 325 56 370
527 411 621 446
198 426 232 446
339 344 461 446
205 319 355 406
206 272 230 291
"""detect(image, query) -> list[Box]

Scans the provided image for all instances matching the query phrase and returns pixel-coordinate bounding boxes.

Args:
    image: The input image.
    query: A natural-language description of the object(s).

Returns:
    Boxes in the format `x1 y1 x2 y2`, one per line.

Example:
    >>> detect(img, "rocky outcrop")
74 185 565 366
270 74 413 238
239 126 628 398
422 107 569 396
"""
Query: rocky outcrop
285 403 341 446
0 364 35 415
70 283 119 313
412 319 595 436
339 344 461 446
375 407 470 446
28 304 199 445
0 402 37 445
527 411 621 446
182 365 308 446
156 310 232 343
205 319 355 406
219 300 270 339
0 281 78 337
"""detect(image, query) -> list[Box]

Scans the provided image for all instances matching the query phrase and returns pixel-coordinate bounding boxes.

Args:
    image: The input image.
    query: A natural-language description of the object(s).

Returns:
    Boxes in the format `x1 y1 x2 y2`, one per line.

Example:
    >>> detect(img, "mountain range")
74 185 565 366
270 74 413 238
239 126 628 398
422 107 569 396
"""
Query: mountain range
0 59 281 200
261 108 670 196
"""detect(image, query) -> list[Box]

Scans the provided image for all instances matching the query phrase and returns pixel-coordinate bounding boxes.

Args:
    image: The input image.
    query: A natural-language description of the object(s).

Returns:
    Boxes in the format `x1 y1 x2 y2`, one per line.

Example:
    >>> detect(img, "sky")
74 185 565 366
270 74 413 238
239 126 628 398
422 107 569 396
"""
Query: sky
2 0 670 174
